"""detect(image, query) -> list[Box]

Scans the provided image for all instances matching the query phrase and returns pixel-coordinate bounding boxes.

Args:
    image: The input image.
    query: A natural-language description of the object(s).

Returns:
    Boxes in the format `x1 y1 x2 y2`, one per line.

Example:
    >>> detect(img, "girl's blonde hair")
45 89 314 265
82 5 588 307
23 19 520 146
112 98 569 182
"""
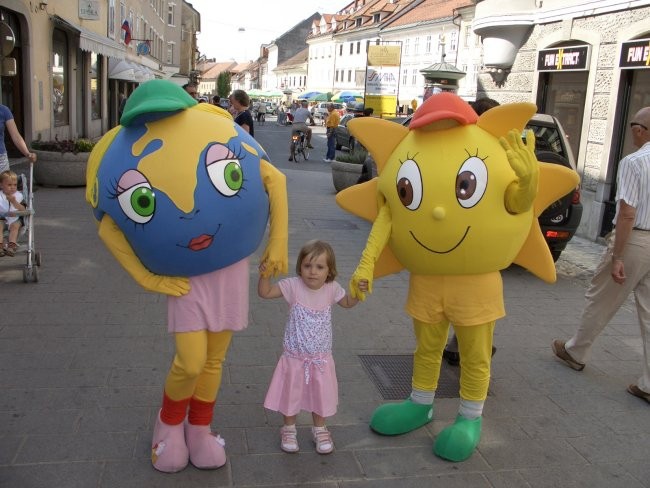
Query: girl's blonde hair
0 170 17 183
296 239 337 283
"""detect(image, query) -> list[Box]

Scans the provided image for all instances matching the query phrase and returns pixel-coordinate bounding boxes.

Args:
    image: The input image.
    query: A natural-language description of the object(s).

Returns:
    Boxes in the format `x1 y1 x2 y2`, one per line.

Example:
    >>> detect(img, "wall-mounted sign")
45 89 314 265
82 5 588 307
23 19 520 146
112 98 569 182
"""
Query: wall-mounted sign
367 44 401 67
137 41 151 56
79 0 100 20
366 45 401 95
537 45 590 71
620 38 650 69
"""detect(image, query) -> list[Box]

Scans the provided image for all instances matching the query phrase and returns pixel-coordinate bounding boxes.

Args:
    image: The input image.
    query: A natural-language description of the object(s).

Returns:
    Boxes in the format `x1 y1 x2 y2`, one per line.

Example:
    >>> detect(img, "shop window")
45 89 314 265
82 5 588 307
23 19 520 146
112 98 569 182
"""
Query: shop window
90 53 101 120
52 28 68 127
450 31 457 51
108 0 115 38
167 3 175 26
167 42 174 64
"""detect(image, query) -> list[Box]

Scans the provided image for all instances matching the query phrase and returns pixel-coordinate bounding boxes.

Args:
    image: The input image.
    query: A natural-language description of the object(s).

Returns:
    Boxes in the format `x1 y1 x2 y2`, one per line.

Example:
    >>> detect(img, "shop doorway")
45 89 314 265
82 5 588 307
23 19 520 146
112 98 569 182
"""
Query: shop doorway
537 71 588 163
601 68 650 236
0 12 24 158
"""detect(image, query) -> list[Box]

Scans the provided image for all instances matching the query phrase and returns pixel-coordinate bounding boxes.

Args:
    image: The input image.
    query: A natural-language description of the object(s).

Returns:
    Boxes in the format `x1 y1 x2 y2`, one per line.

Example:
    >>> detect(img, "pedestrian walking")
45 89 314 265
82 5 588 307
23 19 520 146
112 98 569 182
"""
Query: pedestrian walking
553 105 650 404
323 103 340 163
0 104 37 172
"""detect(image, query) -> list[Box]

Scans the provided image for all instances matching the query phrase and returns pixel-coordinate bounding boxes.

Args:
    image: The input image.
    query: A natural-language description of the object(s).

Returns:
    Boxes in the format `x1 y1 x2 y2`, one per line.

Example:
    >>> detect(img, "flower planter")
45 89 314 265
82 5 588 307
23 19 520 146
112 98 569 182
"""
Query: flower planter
32 149 89 187
331 160 363 192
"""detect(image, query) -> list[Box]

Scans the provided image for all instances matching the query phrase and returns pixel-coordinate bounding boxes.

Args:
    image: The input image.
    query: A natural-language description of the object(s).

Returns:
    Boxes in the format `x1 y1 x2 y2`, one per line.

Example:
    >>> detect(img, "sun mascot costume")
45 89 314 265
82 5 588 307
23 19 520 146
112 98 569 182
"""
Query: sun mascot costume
86 80 288 472
337 92 579 462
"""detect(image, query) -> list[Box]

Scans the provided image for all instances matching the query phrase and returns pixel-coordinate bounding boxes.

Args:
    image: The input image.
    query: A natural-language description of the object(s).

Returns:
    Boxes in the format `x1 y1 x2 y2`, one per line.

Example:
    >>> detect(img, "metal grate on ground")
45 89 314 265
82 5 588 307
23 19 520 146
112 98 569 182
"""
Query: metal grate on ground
359 354 462 400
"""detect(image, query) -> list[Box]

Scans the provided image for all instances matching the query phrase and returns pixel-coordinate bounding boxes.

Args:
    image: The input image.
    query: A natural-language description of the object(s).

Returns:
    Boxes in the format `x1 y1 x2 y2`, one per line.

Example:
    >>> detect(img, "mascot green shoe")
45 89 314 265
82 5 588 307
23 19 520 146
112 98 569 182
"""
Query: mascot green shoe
370 399 433 435
434 415 482 462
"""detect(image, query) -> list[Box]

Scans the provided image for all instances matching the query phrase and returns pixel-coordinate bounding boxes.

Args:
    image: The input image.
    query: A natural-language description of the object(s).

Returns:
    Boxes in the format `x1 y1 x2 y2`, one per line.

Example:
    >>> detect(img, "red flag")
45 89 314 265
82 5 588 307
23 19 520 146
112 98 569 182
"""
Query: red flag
121 20 132 46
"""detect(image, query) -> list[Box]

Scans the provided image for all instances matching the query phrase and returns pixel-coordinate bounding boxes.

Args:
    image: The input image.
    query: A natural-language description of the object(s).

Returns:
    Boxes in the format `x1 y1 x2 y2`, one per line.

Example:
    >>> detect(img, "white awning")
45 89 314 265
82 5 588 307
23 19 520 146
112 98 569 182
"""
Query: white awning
52 15 125 60
109 59 158 82
79 30 125 59
108 59 135 81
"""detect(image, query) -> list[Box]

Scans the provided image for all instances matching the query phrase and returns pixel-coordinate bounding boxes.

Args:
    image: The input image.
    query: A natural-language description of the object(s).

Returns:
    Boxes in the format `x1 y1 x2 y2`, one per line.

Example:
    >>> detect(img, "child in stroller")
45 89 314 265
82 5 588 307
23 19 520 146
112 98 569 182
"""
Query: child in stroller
0 166 40 282
0 170 25 256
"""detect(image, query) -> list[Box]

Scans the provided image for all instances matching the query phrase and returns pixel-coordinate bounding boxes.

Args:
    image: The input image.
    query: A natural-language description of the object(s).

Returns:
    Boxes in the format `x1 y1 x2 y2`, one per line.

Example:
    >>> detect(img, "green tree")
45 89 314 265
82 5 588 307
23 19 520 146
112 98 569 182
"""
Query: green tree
217 72 231 98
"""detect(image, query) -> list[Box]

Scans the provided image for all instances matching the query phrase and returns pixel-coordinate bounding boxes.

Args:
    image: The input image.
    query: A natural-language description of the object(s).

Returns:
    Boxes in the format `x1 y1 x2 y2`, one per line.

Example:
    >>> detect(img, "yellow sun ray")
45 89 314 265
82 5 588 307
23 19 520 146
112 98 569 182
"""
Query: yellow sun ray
513 163 579 283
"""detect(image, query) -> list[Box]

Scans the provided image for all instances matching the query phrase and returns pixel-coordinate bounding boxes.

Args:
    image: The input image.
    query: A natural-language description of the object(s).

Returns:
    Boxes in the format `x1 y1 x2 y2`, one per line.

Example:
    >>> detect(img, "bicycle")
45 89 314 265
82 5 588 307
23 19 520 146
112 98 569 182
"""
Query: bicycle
290 130 310 162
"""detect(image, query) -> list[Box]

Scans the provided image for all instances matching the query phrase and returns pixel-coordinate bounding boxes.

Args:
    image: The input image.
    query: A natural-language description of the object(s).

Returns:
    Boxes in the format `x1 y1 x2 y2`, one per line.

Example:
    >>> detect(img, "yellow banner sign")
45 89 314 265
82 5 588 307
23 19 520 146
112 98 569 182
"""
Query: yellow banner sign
367 45 401 67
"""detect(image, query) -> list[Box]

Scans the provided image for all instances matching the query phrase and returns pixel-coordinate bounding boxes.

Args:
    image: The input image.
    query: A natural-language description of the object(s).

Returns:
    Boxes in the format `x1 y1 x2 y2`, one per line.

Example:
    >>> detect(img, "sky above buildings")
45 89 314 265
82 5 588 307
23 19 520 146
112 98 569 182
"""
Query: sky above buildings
190 0 347 63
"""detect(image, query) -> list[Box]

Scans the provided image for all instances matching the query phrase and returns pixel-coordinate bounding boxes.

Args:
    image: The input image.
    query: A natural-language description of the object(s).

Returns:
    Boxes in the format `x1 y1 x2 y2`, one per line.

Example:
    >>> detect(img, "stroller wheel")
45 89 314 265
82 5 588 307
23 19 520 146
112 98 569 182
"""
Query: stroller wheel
35 251 42 267
23 266 39 283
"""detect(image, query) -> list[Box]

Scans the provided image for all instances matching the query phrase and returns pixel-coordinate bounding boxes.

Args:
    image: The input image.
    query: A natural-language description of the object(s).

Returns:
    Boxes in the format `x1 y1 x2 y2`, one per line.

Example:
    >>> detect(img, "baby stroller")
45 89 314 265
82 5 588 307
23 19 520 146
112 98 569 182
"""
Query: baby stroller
0 163 41 282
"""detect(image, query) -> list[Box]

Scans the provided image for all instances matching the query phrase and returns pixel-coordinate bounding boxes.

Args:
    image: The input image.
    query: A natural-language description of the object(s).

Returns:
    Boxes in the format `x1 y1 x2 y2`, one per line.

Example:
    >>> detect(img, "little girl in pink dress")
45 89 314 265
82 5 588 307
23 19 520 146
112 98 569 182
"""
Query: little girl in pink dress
258 240 367 454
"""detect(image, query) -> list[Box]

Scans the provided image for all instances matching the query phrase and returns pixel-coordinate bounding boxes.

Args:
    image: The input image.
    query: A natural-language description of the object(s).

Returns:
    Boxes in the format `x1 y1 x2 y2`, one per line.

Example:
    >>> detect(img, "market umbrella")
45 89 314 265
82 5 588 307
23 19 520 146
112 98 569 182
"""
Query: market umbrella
298 91 323 100
313 92 332 101
265 89 283 98
332 90 363 103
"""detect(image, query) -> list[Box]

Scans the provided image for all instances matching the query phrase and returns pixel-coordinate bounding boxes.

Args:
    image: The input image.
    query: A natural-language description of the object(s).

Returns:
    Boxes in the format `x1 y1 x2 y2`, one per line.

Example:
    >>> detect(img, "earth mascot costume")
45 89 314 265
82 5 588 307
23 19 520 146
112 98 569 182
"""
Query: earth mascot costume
337 92 579 462
85 80 288 472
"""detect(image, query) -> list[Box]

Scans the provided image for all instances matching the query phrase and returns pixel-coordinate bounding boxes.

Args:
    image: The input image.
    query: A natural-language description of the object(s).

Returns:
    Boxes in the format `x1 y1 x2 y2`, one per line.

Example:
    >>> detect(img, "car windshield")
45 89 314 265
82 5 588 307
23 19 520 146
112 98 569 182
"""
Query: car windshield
524 123 567 159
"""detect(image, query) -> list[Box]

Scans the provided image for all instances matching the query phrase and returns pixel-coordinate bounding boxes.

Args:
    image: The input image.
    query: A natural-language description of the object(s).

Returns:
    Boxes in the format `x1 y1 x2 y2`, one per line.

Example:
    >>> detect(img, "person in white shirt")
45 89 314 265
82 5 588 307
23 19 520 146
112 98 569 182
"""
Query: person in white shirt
553 106 650 405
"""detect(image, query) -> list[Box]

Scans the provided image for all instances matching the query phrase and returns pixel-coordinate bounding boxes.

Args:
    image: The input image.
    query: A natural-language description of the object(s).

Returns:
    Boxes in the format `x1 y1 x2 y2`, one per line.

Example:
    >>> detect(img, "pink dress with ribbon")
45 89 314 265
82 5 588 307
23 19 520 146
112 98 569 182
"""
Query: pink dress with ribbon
263 277 345 418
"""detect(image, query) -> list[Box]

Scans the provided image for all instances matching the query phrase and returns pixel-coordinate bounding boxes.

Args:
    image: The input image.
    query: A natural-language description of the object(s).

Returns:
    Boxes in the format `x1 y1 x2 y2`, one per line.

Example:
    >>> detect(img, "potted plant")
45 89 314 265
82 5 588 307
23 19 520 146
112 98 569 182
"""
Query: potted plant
331 147 369 192
31 137 96 187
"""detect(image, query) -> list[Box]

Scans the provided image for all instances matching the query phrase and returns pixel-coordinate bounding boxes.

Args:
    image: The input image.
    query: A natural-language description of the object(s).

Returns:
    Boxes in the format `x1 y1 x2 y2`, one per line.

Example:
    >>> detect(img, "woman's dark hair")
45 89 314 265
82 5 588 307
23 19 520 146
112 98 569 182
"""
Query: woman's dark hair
470 97 500 115
230 89 250 108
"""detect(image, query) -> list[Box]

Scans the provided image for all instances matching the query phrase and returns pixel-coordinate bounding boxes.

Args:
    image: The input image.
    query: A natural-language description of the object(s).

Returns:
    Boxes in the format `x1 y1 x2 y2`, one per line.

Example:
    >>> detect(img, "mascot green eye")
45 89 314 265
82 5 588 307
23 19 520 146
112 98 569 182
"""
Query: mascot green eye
118 184 156 223
208 159 243 197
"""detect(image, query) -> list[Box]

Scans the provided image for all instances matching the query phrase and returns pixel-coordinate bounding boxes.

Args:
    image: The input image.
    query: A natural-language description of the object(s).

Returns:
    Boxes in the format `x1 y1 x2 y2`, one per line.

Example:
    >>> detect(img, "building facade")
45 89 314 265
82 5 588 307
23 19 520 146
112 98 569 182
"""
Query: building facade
473 0 650 240
0 0 195 157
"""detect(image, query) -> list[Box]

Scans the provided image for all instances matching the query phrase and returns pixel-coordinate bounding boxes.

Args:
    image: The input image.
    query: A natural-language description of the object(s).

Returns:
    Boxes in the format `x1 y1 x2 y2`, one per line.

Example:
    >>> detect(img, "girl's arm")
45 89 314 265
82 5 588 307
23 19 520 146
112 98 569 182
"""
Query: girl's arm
338 279 368 308
258 262 283 299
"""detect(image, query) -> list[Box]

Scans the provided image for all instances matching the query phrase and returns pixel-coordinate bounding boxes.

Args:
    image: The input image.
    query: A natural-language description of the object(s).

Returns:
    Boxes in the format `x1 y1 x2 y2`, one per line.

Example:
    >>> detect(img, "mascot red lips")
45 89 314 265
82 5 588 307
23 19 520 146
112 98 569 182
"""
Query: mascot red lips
189 234 213 251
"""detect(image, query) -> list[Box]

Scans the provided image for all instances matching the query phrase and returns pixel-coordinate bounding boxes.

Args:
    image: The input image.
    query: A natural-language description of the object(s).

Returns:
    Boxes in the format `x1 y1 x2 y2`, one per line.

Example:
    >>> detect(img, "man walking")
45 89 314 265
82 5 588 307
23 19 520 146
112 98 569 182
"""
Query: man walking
324 103 340 163
553 106 650 404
